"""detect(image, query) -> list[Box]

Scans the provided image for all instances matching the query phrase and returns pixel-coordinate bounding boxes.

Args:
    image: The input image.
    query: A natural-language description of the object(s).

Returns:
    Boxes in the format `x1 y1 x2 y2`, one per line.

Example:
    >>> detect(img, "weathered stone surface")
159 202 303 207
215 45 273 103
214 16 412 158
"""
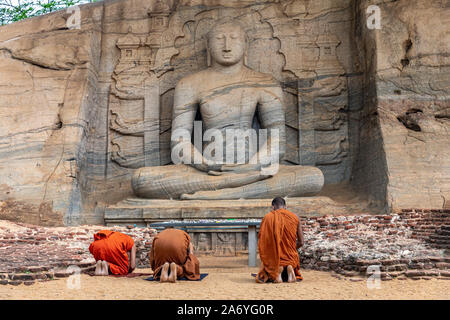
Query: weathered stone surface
0 3 103 226
105 196 371 225
352 0 450 211
0 0 448 225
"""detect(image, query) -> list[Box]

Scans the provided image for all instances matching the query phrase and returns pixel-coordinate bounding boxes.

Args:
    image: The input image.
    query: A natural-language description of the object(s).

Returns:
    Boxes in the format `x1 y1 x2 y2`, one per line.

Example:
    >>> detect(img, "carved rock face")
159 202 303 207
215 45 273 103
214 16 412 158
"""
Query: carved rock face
1 0 449 226
207 24 246 67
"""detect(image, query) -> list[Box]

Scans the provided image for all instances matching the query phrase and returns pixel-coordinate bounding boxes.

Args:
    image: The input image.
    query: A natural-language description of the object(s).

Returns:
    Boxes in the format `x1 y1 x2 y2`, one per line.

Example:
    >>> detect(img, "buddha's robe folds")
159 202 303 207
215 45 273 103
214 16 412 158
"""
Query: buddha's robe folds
89 230 134 275
150 228 200 280
257 208 303 282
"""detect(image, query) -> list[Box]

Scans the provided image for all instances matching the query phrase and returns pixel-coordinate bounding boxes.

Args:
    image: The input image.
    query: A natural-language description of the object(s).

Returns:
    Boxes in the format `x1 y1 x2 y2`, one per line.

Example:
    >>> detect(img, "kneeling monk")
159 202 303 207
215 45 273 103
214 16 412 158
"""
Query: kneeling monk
150 228 200 282
257 197 304 283
89 230 136 276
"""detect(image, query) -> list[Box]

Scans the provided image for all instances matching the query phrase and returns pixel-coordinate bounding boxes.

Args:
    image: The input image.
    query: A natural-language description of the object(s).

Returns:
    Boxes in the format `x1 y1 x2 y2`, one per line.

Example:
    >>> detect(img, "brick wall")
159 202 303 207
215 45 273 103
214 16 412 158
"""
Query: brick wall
0 222 156 286
299 209 449 280
0 209 448 285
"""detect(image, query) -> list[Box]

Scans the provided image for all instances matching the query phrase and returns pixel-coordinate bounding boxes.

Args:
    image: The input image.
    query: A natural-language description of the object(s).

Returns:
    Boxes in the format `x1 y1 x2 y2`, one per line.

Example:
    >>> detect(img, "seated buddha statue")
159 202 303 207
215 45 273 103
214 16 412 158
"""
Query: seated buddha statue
131 21 324 200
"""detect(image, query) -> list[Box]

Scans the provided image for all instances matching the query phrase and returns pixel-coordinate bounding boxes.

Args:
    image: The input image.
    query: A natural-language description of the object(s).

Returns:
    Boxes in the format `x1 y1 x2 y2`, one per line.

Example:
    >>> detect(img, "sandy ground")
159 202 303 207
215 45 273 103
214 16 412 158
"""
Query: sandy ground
0 256 449 300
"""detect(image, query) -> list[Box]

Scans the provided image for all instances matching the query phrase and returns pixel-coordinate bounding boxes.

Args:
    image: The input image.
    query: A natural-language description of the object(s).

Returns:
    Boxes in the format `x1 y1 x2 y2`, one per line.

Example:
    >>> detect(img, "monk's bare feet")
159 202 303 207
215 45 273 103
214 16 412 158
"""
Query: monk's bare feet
168 262 177 283
287 265 296 283
160 262 169 282
101 261 109 276
274 266 284 283
95 260 103 276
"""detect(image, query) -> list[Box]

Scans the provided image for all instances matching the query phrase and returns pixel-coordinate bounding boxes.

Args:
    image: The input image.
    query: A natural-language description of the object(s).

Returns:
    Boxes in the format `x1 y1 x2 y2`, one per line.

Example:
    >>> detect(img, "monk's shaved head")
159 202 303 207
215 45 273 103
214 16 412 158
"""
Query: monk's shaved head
272 197 286 210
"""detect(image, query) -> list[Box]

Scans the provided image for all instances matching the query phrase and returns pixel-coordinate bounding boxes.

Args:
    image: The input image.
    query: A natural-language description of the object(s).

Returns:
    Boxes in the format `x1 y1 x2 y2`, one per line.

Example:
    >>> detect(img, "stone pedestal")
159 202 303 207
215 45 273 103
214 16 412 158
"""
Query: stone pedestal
105 196 366 255
104 196 365 225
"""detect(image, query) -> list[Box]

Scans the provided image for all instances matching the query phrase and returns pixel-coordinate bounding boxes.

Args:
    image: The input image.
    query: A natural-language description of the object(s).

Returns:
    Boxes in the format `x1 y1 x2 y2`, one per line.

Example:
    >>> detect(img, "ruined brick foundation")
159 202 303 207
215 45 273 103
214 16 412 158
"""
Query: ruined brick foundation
0 209 448 285
0 223 156 286
300 209 449 281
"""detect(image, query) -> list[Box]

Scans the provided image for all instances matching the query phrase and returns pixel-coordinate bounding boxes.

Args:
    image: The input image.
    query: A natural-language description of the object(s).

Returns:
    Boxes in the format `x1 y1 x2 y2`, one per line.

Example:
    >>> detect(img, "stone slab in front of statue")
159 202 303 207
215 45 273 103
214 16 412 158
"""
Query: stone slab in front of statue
105 196 369 255
104 196 367 226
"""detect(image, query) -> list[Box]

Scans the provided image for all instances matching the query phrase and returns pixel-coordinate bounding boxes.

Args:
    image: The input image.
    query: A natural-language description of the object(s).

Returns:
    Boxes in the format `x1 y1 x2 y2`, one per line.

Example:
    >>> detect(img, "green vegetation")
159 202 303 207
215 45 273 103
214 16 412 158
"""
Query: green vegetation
0 0 100 26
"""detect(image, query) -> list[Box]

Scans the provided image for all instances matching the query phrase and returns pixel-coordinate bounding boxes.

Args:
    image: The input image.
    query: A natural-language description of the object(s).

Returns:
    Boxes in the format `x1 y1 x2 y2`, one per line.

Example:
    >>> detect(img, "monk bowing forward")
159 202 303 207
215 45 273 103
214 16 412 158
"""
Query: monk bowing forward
257 197 304 283
150 228 200 282
89 230 136 276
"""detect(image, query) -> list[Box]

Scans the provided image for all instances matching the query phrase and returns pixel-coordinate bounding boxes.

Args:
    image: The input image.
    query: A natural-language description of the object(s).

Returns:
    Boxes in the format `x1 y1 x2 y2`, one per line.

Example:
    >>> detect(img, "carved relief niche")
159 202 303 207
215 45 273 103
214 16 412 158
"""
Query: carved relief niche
107 0 352 184
108 0 182 169
191 231 248 255
260 1 351 183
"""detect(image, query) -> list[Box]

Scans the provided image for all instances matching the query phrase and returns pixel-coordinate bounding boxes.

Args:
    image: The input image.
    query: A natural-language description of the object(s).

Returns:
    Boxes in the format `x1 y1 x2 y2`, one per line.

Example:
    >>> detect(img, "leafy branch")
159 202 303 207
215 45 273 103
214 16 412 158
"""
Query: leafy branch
0 0 101 26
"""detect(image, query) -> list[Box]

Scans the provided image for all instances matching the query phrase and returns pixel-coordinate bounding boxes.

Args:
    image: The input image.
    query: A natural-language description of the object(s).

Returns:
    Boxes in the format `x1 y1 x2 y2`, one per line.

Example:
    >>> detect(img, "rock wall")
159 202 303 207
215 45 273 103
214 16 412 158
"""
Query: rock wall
349 0 389 210
376 1 450 211
0 3 104 225
352 0 450 211
0 0 448 226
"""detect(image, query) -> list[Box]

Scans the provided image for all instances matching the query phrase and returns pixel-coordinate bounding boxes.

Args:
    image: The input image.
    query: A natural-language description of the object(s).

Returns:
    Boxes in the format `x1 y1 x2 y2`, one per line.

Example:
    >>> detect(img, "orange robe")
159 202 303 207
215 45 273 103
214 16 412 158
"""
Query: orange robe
150 228 200 280
89 230 135 275
257 208 303 282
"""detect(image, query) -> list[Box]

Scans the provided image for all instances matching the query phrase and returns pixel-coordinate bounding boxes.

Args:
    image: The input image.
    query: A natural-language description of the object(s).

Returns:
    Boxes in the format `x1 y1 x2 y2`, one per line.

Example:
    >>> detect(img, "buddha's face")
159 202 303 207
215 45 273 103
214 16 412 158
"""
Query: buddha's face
208 24 246 66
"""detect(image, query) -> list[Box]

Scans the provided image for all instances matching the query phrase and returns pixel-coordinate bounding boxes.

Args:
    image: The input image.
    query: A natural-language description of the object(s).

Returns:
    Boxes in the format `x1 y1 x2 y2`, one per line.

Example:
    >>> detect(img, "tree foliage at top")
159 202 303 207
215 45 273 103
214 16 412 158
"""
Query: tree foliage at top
0 0 100 26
